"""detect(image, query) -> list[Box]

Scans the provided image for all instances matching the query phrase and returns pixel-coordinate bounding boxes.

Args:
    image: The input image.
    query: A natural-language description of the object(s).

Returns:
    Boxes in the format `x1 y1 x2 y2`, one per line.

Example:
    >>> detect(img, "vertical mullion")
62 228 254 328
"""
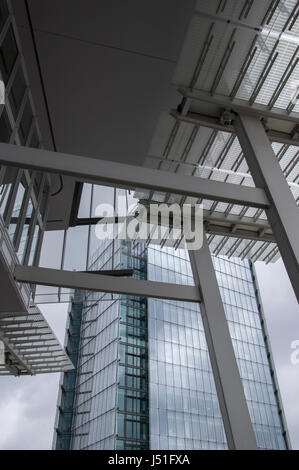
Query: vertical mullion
3 168 22 227
85 184 94 271
8 88 29 144
58 229 68 302
31 183 50 301
23 174 46 265
13 171 35 251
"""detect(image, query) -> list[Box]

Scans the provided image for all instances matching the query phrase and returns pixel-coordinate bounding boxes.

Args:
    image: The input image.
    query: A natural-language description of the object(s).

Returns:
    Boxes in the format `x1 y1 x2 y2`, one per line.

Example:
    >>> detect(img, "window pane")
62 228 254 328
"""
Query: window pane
0 107 11 142
0 0 9 31
19 100 33 144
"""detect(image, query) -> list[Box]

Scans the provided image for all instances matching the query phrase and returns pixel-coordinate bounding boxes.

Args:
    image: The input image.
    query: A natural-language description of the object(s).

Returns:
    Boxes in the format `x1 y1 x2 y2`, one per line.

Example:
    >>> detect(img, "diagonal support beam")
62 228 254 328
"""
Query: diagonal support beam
189 232 257 450
234 114 299 303
14 265 202 303
0 143 269 208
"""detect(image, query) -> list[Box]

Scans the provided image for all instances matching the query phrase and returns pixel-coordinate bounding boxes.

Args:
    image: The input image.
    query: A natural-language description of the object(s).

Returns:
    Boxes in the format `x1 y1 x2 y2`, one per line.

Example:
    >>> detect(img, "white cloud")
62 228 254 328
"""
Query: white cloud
0 303 67 450
0 374 60 449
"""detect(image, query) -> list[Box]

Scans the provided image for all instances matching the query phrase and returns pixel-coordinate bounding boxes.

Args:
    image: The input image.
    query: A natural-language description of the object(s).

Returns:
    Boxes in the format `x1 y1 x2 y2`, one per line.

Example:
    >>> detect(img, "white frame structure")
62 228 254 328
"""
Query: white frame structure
0 0 297 450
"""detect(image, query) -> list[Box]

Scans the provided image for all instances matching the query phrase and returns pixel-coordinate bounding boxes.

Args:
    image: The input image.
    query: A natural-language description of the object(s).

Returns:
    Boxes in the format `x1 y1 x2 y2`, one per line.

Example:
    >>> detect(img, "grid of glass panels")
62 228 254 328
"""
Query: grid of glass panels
147 245 288 450
69 240 120 450
0 0 46 269
148 246 226 450
64 239 150 450
117 241 149 450
235 0 299 113
69 292 118 450
55 291 84 450
56 239 288 450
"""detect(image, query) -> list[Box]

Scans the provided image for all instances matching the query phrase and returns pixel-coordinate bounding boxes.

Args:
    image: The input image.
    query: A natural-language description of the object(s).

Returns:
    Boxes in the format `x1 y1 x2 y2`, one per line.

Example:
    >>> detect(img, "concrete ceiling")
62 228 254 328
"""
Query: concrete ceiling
12 0 195 166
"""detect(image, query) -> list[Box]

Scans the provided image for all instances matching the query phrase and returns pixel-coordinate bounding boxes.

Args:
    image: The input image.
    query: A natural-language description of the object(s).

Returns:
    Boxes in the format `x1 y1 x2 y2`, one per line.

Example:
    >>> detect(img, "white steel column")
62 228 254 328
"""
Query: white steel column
234 114 299 303
188 232 257 450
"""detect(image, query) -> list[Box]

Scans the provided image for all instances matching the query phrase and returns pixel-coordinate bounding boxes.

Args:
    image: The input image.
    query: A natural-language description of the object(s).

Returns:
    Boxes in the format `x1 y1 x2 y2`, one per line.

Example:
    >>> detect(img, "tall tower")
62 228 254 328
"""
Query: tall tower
54 239 289 450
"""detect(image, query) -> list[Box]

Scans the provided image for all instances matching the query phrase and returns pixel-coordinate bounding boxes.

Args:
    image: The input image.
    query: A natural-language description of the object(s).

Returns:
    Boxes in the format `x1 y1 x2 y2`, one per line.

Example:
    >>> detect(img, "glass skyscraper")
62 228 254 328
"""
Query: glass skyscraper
53 239 289 450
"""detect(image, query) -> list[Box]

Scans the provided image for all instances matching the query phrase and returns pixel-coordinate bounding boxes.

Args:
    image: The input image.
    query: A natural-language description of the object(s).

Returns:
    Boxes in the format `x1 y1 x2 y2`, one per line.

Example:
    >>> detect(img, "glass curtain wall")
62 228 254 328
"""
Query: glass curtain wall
54 240 288 450
55 290 85 450
147 246 288 450
54 239 149 450
0 0 46 268
117 240 149 450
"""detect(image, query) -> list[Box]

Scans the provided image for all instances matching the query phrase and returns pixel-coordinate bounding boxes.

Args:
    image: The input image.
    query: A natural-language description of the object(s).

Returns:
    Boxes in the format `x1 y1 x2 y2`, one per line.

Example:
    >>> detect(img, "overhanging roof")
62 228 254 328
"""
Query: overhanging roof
0 305 73 375
136 0 299 262
0 214 73 375
8 0 299 263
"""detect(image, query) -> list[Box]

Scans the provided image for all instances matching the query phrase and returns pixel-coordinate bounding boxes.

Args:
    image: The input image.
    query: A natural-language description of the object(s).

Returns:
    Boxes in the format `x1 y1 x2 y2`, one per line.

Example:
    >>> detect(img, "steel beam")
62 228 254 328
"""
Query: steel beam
75 209 274 243
139 200 274 242
179 86 299 126
234 114 299 303
171 110 299 147
14 265 202 303
0 143 269 208
205 222 274 243
188 233 257 450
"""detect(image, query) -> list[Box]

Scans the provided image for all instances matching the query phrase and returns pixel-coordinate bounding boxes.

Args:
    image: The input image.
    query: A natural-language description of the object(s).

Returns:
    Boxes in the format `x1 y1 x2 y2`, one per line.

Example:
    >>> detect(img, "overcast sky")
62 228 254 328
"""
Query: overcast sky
0 255 298 450
255 260 299 449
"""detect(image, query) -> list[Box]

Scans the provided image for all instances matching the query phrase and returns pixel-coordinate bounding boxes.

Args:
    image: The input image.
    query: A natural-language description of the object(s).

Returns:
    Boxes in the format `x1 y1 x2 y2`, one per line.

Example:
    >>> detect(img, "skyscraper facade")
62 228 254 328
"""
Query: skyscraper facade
54 239 289 450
